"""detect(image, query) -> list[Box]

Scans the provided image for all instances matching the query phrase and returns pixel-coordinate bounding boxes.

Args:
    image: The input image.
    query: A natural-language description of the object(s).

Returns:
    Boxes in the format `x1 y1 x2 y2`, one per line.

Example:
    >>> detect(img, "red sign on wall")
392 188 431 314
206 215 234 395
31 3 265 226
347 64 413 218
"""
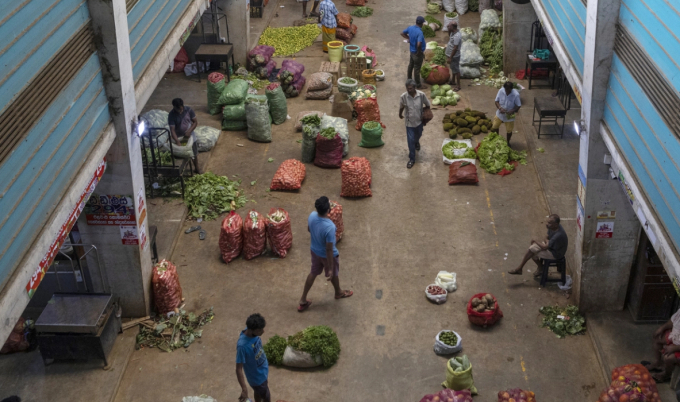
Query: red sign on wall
84 194 135 225
595 222 614 239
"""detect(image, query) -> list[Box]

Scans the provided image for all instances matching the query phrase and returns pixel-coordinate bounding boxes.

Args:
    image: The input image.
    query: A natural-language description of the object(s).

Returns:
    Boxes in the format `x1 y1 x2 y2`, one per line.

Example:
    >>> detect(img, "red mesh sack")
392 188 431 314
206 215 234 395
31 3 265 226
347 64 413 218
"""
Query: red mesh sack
608 364 661 402
341 157 372 197
314 134 343 168
448 161 479 185
266 208 293 258
208 72 225 83
424 65 451 85
279 59 306 82
337 13 352 29
335 28 353 42
328 201 344 242
350 24 358 36
292 76 307 93
467 292 503 326
152 260 183 315
354 98 386 131
219 211 243 263
497 389 536 402
346 0 366 5
597 384 652 402
270 159 306 190
248 45 275 69
440 389 473 402
173 47 189 73
0 318 29 354
243 210 267 260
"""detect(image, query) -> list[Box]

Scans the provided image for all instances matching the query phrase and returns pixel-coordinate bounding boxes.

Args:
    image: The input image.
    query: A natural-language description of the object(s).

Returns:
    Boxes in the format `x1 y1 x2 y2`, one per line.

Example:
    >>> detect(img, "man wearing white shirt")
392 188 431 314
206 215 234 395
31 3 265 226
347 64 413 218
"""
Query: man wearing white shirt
492 81 521 146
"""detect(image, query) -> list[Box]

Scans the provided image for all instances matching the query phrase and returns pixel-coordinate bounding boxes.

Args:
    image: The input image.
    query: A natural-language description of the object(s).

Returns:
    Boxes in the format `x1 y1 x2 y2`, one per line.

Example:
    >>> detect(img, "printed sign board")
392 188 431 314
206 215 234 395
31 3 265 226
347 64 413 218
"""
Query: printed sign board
595 222 614 239
120 225 139 245
84 194 135 225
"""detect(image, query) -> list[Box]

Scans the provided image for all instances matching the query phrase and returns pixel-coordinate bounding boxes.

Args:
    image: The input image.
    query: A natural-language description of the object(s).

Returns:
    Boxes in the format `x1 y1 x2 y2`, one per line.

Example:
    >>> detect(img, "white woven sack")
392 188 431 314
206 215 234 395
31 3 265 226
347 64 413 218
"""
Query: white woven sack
434 330 463 355
455 0 468 14
281 346 323 368
442 14 460 32
442 138 475 165
443 0 456 12
435 271 457 292
425 283 448 304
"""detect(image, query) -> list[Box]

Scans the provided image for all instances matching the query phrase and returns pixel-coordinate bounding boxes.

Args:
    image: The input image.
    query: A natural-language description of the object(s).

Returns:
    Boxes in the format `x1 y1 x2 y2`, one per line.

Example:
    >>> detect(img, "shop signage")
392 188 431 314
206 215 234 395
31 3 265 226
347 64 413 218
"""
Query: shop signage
26 159 107 297
84 194 135 225
120 225 139 245
573 85 582 105
136 188 147 227
595 222 614 239
139 222 148 251
180 11 201 46
618 171 635 206
596 210 616 220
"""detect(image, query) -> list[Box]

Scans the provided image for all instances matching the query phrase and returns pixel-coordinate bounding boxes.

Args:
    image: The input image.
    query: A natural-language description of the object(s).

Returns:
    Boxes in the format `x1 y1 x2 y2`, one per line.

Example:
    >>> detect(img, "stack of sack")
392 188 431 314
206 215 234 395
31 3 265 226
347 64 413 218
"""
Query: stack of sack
335 13 358 45
305 72 334 100
278 59 306 98
220 79 250 131
460 37 484 79
247 45 277 80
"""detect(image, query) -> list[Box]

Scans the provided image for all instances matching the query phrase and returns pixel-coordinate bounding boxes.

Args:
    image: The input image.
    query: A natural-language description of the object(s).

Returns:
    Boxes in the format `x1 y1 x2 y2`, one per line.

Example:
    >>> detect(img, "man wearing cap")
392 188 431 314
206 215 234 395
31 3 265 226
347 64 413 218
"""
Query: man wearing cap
445 22 462 91
401 17 428 89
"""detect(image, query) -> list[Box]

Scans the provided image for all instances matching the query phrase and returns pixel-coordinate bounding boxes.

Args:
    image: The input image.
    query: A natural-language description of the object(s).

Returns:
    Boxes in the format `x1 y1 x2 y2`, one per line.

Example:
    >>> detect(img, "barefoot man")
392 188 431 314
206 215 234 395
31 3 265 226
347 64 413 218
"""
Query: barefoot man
508 214 568 277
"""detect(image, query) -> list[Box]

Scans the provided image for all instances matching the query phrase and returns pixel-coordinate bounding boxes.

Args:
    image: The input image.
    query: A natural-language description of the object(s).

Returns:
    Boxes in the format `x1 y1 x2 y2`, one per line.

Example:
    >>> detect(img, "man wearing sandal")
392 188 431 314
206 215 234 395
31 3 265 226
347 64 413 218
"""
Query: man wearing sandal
298 196 352 312
301 0 320 18
642 309 680 383
508 214 567 277
445 21 461 91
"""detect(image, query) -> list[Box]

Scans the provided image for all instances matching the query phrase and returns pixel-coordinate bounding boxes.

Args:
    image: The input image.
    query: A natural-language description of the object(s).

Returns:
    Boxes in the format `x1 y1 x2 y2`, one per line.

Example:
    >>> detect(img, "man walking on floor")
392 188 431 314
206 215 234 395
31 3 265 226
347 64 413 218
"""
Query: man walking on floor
301 0 319 18
318 0 339 52
508 214 568 277
399 79 431 169
298 196 353 312
445 21 462 91
236 313 271 402
401 16 428 89
492 81 521 146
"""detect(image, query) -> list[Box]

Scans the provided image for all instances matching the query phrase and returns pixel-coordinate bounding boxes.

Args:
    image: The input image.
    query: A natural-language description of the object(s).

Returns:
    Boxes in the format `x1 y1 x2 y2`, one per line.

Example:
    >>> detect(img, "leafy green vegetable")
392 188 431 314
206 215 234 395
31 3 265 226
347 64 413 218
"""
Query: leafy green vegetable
263 335 287 365
245 73 269 90
250 180 257 186
539 305 586 338
268 158 274 162
476 132 527 174
445 12 458 18
135 308 214 352
432 47 446 66
424 15 442 29
422 24 436 38
319 127 337 140
420 62 432 79
363 121 380 130
184 172 248 220
339 77 357 85
442 141 474 160
480 28 503 74
144 148 173 166
350 6 373 17
300 114 321 127
287 325 341 367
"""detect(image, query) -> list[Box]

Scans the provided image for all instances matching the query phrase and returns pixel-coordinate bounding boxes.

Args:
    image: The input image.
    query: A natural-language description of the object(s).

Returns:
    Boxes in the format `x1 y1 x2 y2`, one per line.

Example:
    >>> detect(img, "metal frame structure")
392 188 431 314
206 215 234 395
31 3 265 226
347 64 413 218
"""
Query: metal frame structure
140 127 195 199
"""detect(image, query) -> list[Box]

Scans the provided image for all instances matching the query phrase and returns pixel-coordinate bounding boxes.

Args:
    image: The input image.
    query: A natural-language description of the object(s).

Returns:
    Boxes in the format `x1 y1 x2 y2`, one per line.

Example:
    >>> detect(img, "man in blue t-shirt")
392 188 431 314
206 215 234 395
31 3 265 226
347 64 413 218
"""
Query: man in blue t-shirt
298 196 353 312
236 314 270 402
401 16 428 89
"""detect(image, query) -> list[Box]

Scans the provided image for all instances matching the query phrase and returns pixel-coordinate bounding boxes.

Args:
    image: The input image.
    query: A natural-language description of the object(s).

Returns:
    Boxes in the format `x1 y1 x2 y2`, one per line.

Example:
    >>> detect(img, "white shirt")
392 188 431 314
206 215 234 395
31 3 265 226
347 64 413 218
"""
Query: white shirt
400 90 431 128
495 88 521 122
670 309 680 345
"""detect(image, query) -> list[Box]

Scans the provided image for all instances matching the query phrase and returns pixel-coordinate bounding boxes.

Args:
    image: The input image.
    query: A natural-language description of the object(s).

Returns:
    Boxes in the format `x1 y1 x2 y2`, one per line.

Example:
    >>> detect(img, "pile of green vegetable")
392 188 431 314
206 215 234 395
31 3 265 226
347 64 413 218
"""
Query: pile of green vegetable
442 108 489 139
480 28 503 74
468 0 479 11
363 121 380 130
245 72 270 90
258 24 321 56
263 325 341 367
319 127 338 140
431 84 461 107
432 47 447 66
449 355 471 373
426 3 440 14
425 16 443 30
539 304 586 338
300 114 321 126
184 172 248 220
422 24 436 38
144 148 173 166
339 77 356 85
439 331 458 346
350 6 373 17
420 62 433 80
442 141 476 160
476 132 528 174
446 12 458 18
135 308 214 352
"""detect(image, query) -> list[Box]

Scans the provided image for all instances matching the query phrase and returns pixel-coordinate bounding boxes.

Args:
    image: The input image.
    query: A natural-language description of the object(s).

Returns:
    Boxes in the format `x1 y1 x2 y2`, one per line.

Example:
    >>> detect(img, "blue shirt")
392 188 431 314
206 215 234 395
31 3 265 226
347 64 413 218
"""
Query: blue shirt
319 0 339 29
403 25 426 54
308 211 338 258
236 330 268 387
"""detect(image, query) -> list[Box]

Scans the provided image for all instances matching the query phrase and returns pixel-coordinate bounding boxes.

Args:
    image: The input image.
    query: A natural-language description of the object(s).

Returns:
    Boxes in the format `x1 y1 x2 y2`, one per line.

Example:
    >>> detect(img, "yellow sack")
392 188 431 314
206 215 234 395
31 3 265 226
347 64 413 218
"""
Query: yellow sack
442 356 478 395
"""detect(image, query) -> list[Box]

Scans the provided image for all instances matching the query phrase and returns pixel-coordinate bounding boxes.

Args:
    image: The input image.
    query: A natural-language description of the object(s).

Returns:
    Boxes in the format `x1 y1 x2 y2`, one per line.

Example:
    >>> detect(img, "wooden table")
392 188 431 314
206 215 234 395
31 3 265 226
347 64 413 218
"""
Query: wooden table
194 43 235 83
525 53 558 89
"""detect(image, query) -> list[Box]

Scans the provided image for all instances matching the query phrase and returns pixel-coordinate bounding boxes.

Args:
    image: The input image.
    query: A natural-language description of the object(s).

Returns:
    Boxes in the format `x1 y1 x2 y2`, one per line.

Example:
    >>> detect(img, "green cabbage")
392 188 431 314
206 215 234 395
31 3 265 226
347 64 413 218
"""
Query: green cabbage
441 84 451 92
432 98 441 106
440 97 449 106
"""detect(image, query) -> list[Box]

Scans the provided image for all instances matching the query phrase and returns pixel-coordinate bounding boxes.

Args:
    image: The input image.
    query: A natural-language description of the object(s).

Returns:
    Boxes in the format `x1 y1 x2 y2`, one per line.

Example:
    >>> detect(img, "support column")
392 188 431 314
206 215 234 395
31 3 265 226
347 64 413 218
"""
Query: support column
574 0 639 311
78 0 153 317
503 1 537 74
217 0 250 66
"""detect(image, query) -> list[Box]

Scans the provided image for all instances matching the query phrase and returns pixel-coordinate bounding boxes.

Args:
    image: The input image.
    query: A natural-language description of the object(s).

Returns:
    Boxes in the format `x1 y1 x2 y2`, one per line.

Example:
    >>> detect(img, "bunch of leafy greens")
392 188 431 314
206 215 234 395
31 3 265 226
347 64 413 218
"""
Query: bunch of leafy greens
442 141 475 160
263 335 287 365
246 72 269 90
476 132 527 174
300 114 321 126
424 15 442 29
420 62 432 79
319 127 338 140
422 24 436 38
432 47 447 66
144 148 173 166
184 172 248 220
135 308 214 352
287 325 341 367
350 6 373 17
363 121 380 130
539 305 586 338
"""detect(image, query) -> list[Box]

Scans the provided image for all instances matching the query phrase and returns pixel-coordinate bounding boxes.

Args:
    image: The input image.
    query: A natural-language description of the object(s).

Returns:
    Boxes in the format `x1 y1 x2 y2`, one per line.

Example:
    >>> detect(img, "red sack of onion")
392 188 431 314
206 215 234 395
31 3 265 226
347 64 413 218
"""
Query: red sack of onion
341 157 372 197
219 211 243 263
266 208 293 258
270 159 306 191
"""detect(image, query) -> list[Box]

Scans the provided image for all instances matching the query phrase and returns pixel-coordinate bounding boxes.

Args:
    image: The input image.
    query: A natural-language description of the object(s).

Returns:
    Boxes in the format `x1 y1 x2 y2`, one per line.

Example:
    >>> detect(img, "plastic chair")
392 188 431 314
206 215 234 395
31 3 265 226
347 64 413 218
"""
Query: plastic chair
539 257 566 287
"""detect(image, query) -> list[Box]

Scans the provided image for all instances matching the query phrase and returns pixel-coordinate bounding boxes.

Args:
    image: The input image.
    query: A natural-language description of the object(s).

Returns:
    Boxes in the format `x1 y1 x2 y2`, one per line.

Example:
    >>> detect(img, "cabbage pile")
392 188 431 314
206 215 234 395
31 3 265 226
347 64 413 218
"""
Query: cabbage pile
430 84 461 107
442 141 476 160
476 132 528 174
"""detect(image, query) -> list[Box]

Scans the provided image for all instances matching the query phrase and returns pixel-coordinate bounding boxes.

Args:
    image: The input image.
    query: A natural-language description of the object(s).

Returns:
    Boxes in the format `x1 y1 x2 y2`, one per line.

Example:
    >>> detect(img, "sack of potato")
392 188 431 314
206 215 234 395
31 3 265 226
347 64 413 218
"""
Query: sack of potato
467 293 503 327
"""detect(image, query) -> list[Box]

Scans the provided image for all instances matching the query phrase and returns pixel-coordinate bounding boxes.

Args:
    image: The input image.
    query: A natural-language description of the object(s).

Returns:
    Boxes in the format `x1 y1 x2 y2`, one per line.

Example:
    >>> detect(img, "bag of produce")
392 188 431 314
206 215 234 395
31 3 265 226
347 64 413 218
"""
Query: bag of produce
307 72 333 91
479 9 501 40
328 201 344 242
294 111 323 131
448 161 479 185
173 47 189 72
222 102 246 121
460 65 482 79
219 79 249 105
219 211 243 263
467 293 503 326
460 41 484 66
207 72 226 115
479 0 492 12
442 355 478 395
609 364 661 402
350 23 358 35
422 64 451 85
341 157 372 197
194 126 220 152
497 389 536 402
434 330 462 355
427 3 441 14
460 27 478 43
337 12 352 28
320 115 349 156
438 389 473 402
455 0 468 14
282 345 323 368
361 46 378 67
270 159 306 191
245 95 272 143
305 85 334 100
354 98 386 131
443 13 460 32
266 208 293 258
358 121 385 148
280 59 306 82
335 27 353 42
442 0 455 12
314 130 343 168
256 59 276 80
426 284 447 304
301 123 319 163
434 271 457 292
265 83 288 125
222 119 248 131
152 260 183 315
248 45 275 69
243 210 267 260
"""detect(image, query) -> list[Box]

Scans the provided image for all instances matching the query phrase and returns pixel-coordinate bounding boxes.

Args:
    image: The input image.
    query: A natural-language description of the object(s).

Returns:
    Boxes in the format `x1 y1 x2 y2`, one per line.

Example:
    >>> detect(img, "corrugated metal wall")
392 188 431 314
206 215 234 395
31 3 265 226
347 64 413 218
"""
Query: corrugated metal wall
539 0 586 75
128 0 194 81
603 54 680 252
0 0 111 290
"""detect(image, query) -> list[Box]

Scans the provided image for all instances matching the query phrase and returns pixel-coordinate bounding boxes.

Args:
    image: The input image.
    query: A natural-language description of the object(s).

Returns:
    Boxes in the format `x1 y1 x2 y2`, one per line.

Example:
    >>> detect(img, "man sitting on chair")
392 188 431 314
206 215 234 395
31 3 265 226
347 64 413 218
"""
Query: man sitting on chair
508 214 568 277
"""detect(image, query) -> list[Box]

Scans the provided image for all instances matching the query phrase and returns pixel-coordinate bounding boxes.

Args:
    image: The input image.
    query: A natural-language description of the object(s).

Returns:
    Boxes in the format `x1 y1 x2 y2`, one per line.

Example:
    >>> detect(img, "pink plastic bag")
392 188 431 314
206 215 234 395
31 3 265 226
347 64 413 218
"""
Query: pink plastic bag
361 46 377 67
280 59 306 82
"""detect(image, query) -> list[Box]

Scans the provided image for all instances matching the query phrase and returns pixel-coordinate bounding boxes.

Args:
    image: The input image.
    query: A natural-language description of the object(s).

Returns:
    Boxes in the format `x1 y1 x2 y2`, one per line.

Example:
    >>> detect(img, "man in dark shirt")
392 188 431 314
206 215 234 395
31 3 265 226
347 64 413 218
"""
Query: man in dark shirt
167 98 200 173
508 214 568 276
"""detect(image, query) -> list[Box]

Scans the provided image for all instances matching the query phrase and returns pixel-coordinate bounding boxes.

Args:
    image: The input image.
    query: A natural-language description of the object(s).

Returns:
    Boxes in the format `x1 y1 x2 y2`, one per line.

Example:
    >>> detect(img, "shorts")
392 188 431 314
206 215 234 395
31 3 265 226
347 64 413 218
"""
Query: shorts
251 380 271 402
449 56 460 74
664 330 680 359
492 116 514 134
529 243 555 260
311 250 340 278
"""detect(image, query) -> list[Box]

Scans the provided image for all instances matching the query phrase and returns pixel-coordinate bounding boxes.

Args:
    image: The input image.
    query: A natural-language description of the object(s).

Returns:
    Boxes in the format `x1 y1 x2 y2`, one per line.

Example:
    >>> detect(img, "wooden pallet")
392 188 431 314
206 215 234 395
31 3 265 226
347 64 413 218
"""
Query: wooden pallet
346 56 367 80
319 61 340 85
